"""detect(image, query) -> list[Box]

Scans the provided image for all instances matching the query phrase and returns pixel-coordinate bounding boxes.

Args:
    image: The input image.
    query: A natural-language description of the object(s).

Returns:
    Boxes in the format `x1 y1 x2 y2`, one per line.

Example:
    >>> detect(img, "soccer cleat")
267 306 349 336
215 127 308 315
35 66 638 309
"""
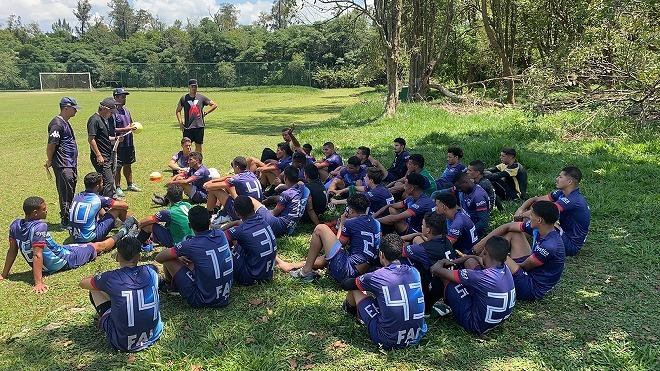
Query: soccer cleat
126 224 140 239
152 193 168 206
429 302 452 318
115 187 126 197
211 212 233 227
141 240 154 252
289 268 321 283
158 278 179 296
127 183 142 192
120 216 137 235
342 300 357 316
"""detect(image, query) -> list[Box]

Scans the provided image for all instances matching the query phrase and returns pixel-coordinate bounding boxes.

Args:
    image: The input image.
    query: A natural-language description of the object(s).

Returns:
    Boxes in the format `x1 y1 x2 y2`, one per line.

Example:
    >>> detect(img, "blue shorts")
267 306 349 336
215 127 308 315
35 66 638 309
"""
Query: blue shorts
189 186 208 204
62 244 97 270
512 268 537 301
383 172 398 183
172 266 209 308
513 255 529 264
327 241 358 282
255 206 287 237
93 213 116 242
151 224 174 248
561 233 579 256
356 296 384 347
231 244 271 285
444 281 481 334
224 196 239 221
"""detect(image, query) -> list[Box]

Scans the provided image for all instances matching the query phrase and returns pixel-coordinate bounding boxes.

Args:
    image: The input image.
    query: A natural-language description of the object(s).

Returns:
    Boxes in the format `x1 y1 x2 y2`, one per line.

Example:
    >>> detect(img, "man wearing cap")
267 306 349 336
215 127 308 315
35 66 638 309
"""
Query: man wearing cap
109 88 141 197
88 98 121 198
46 97 81 229
176 79 217 154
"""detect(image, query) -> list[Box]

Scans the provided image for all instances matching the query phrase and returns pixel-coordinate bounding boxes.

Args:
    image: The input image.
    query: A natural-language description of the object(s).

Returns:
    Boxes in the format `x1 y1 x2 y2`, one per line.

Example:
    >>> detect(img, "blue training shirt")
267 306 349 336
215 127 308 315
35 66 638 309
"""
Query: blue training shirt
225 214 277 282
520 220 565 299
69 191 115 243
9 219 69 273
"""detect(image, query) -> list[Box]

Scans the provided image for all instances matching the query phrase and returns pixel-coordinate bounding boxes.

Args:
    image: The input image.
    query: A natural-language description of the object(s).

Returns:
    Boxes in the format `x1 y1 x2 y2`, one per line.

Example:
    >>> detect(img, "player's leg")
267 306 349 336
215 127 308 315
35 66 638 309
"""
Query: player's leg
393 220 411 234
162 258 186 284
247 158 266 173
327 178 345 195
303 224 337 272
317 168 330 183
107 208 128 222
114 164 123 191
388 180 405 195
503 231 531 259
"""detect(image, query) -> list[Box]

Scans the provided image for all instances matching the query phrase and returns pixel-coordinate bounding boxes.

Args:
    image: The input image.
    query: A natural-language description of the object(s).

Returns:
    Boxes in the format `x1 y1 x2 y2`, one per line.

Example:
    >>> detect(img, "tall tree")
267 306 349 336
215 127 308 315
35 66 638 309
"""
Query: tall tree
51 18 72 34
108 0 135 40
73 0 92 36
480 0 517 104
213 3 240 31
271 0 298 30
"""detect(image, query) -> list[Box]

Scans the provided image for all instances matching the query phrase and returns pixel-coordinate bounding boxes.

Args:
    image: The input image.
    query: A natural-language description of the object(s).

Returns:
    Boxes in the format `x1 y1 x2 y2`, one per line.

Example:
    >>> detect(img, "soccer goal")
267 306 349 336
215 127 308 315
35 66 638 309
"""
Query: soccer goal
39 72 93 91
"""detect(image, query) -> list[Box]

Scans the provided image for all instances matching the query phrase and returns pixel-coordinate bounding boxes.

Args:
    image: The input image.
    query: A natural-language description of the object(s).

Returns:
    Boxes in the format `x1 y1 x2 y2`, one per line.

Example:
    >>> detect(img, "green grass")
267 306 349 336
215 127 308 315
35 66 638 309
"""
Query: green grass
0 88 658 370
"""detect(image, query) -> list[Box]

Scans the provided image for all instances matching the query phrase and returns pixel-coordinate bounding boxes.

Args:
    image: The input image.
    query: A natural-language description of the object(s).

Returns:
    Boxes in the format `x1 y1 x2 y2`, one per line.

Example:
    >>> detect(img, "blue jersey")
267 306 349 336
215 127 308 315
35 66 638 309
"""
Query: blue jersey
456 185 490 235
338 167 366 187
9 219 69 273
275 156 293 171
225 214 277 282
110 107 133 147
402 237 457 272
321 153 344 172
520 221 565 299
186 165 211 191
277 183 309 233
437 162 466 185
69 191 115 243
451 264 516 334
548 189 590 250
446 211 478 254
340 215 381 266
227 170 263 200
171 151 189 169
401 194 436 232
356 263 427 348
388 150 410 180
172 230 233 307
47 115 78 169
92 264 163 352
365 184 395 215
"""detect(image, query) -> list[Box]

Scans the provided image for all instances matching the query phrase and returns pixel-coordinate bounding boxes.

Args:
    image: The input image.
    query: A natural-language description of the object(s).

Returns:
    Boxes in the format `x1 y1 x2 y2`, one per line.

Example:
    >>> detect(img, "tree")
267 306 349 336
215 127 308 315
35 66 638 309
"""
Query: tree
108 0 135 40
480 0 517 104
213 4 240 31
271 0 298 30
73 0 92 36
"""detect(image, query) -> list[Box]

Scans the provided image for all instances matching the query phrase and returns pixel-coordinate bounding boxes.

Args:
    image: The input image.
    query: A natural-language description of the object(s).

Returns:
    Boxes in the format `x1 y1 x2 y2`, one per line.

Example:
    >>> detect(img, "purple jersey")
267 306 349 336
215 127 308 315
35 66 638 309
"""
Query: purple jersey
356 263 427 348
338 167 366 187
276 183 309 233
401 194 436 232
227 170 263 200
275 156 293 171
446 211 478 254
450 264 516 334
437 162 466 185
92 264 163 352
225 214 277 282
457 185 490 235
186 165 211 191
519 221 565 299
110 107 133 148
9 219 69 273
365 184 395 215
171 151 189 169
340 215 381 266
402 237 457 271
172 230 233 307
321 153 344 172
69 191 115 243
47 115 78 168
548 189 590 250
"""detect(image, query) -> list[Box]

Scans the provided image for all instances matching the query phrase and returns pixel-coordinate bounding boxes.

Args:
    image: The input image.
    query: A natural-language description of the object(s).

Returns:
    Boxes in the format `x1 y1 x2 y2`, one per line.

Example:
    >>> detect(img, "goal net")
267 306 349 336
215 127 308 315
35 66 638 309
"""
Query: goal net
39 72 93 91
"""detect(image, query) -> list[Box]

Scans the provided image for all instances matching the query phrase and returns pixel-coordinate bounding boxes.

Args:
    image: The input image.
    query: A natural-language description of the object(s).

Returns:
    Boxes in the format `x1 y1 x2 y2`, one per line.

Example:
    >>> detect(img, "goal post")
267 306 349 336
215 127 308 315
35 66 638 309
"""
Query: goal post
39 72 93 91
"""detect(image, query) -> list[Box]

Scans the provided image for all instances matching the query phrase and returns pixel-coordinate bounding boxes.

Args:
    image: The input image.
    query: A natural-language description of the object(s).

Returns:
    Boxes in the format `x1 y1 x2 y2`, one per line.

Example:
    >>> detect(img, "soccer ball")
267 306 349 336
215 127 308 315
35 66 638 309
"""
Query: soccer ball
132 122 143 133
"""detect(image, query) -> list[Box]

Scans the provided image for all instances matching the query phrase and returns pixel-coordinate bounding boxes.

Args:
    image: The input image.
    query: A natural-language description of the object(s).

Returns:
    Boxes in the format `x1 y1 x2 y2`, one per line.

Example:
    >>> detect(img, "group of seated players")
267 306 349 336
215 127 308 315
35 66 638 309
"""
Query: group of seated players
1 125 591 352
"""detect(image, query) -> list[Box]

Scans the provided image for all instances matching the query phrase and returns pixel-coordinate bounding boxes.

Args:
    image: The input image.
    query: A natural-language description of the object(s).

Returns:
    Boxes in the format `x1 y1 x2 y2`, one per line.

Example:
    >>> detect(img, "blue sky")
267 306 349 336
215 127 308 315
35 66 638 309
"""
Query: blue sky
0 0 330 32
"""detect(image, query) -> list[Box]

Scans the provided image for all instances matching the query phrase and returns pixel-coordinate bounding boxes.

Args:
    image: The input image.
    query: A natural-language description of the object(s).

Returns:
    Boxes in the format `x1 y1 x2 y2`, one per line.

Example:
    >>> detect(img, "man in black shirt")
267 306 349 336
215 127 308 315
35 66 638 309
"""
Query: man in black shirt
369 137 410 183
88 98 120 198
46 97 81 229
302 164 327 225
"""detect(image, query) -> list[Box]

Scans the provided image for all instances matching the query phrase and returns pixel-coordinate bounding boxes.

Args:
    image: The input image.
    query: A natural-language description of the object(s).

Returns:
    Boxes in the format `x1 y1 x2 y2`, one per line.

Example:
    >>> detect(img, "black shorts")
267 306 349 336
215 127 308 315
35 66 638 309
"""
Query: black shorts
117 146 136 165
183 127 205 144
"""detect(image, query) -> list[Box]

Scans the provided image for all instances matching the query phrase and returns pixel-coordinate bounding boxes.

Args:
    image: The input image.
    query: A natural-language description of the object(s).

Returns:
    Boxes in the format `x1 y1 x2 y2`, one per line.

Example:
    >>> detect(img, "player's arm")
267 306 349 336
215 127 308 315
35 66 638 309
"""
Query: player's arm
305 197 321 225
401 232 422 242
31 244 48 293
45 143 57 168
271 203 285 217
155 247 179 263
203 178 232 191
473 209 490 235
516 254 544 271
372 201 401 218
88 135 104 163
0 239 19 279
110 199 129 211
473 221 523 255
288 127 303 151
79 276 95 290
378 209 412 225
176 102 185 131
514 195 548 218
138 215 159 229
314 160 329 169
205 100 218 116
430 260 460 282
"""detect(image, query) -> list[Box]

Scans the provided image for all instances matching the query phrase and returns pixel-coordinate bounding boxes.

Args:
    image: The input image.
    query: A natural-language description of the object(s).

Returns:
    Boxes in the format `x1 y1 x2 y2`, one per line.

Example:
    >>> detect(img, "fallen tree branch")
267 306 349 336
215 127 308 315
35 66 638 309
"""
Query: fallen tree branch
429 83 505 108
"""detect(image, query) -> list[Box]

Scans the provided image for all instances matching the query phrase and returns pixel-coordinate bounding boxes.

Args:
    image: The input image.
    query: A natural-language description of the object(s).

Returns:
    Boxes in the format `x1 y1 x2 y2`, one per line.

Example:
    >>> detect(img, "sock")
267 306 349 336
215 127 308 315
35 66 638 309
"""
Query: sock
343 300 357 316
137 230 151 244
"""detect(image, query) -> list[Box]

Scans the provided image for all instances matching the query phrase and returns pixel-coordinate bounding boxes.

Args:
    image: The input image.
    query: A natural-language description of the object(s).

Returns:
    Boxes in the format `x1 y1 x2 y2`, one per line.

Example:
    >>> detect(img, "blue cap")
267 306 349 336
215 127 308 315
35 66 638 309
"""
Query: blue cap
113 87 130 96
59 97 82 110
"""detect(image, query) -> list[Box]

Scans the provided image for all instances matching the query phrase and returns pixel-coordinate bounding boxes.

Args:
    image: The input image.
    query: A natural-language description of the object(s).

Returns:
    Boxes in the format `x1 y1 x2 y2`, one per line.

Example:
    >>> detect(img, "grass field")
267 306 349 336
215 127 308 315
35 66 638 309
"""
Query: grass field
0 87 658 370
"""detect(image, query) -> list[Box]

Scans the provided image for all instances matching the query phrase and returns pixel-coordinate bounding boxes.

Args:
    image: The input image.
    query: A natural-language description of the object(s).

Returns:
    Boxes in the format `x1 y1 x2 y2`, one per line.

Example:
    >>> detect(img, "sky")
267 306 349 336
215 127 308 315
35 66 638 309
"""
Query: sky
0 0 333 32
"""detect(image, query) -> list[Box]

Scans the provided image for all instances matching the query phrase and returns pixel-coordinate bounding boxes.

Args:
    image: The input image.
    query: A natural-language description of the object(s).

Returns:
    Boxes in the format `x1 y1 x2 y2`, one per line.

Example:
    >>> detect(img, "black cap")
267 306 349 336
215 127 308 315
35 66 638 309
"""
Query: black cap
59 97 82 110
100 97 118 113
188 79 198 86
113 87 130 96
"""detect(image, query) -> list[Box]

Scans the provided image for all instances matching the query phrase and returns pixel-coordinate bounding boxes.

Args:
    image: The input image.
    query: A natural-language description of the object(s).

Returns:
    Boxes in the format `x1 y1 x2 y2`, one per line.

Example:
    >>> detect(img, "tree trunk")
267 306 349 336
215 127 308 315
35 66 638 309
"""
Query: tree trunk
385 50 399 116
481 0 515 104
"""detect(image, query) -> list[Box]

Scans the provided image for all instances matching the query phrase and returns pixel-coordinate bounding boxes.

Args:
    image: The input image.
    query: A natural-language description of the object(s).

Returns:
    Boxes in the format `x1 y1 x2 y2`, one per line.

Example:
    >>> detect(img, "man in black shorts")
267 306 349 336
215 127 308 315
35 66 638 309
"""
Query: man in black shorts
176 79 217 154
109 88 140 197
88 98 120 198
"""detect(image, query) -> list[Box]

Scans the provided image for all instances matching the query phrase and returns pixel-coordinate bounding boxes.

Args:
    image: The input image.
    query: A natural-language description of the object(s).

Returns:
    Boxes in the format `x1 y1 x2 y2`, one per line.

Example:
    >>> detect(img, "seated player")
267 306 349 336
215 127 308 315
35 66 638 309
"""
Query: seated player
329 167 394 215
484 147 528 201
301 164 327 225
340 234 427 350
314 142 344 182
136 185 193 250
436 173 490 237
280 194 381 282
327 156 366 194
514 166 590 256
429 236 515 334
249 166 310 237
79 237 163 352
168 137 192 176
475 201 565 300
69 172 130 243
155 206 233 308
248 142 293 189
223 196 277 285
368 137 410 183
435 146 466 190
1 196 134 293
387 154 436 199
356 146 373 169
466 160 497 212
204 156 263 224
401 212 458 315
433 192 477 255
374 173 435 235
261 126 296 162
164 151 211 205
